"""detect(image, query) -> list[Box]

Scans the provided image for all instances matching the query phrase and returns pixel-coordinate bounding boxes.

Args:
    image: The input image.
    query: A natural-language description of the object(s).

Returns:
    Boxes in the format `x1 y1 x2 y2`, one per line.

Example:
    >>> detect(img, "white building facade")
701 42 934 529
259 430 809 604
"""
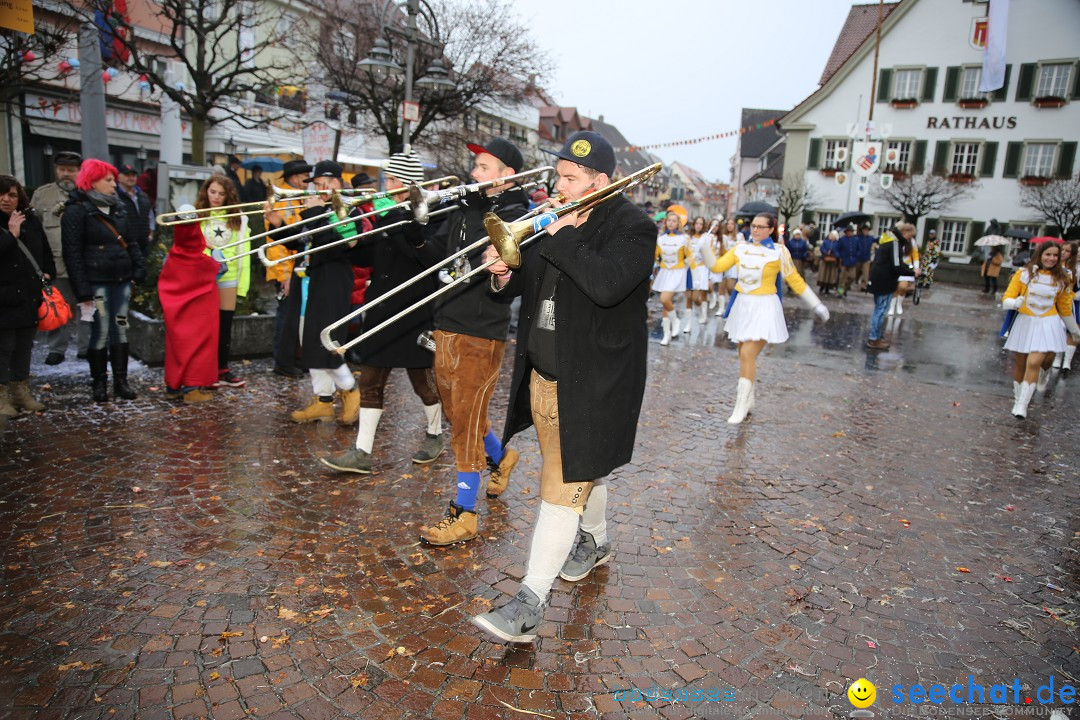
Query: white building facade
779 0 1080 259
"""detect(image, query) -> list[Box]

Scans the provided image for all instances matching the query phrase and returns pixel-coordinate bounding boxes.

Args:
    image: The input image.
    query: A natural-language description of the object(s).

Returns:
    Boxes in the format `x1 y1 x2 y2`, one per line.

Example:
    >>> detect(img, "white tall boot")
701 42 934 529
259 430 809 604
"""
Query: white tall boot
1036 367 1050 392
699 303 708 323
671 313 681 337
1012 380 1020 404
716 295 727 317
682 309 691 333
1011 381 1036 418
707 292 717 310
747 381 755 415
1063 345 1076 374
727 378 753 424
895 295 904 315
660 316 672 346
886 297 896 316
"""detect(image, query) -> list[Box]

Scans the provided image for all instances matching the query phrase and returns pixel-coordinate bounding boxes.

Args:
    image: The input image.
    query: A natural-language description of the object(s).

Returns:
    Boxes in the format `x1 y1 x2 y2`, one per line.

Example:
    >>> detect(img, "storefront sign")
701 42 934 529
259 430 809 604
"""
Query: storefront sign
0 0 34 33
926 116 1017 130
24 93 191 138
303 121 337 164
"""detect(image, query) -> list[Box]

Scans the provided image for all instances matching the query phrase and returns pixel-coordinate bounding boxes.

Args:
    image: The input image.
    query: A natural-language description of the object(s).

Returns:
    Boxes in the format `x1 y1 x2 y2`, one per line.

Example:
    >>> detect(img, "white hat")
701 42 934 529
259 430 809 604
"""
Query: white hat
385 152 424 184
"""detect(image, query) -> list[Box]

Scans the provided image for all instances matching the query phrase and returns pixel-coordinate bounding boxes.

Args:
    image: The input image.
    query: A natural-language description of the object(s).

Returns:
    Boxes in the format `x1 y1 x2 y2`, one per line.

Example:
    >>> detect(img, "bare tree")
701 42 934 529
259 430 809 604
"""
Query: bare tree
65 0 307 163
1 18 72 107
1020 175 1080 237
873 173 977 225
776 172 823 228
314 0 552 154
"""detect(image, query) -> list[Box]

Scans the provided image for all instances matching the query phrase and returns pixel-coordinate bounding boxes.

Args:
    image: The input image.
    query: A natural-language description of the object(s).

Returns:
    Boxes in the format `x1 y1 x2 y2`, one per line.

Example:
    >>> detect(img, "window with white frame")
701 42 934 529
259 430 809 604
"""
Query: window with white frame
1022 144 1057 178
1036 63 1072 98
961 67 983 99
817 212 839 233
893 69 922 99
823 139 849 170
876 216 899 238
951 143 980 176
885 140 912 173
939 220 969 255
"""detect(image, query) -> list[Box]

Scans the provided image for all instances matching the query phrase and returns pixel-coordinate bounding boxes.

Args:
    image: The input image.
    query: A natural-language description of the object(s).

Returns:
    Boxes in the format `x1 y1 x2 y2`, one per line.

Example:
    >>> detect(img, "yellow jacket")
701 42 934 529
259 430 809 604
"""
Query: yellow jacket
710 242 808 296
656 232 688 269
201 211 251 297
1003 268 1073 317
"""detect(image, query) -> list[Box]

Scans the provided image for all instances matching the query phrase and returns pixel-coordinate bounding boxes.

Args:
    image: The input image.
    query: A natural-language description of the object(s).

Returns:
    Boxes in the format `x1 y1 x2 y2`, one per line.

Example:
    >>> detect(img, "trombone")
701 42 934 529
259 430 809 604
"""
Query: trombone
410 166 553 224
320 163 662 354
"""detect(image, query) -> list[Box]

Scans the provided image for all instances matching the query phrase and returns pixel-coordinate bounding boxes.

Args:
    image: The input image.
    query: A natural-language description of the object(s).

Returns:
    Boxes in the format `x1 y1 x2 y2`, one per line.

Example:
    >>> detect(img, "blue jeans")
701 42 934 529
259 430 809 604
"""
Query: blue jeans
869 293 891 341
90 282 131 350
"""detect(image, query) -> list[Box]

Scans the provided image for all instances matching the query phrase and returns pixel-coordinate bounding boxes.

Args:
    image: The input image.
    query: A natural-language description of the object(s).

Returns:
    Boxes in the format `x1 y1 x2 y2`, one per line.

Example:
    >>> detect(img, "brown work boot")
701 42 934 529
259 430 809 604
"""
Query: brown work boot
485 448 519 499
420 502 478 546
291 396 334 423
865 338 891 350
183 388 214 404
0 385 18 418
339 387 361 425
8 381 45 412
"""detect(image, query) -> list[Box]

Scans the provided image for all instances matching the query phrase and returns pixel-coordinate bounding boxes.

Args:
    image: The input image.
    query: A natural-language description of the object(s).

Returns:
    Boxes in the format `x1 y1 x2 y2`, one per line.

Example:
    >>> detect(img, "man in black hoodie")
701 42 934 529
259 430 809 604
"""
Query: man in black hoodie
416 138 528 546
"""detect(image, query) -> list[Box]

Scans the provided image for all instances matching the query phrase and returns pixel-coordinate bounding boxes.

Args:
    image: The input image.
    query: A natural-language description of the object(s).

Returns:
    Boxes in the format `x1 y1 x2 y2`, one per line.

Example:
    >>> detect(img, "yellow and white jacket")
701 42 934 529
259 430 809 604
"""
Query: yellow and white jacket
1002 268 1074 317
655 232 689 270
710 242 809 296
686 233 709 270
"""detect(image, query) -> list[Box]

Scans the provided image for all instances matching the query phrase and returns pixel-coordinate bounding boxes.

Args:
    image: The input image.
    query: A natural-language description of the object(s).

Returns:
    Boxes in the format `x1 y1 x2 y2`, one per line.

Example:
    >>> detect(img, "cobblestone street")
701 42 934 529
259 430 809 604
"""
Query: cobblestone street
2 285 1077 720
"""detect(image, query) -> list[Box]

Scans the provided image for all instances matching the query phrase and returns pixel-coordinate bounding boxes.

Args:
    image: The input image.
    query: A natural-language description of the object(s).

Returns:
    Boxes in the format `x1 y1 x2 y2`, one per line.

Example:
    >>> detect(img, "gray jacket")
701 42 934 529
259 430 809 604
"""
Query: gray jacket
30 182 71 277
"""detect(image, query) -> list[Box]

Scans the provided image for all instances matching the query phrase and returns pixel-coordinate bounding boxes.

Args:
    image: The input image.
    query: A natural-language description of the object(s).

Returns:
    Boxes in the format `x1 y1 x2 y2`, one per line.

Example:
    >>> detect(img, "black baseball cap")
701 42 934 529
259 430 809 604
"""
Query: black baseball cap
55 151 82 167
118 163 138 175
350 172 375 188
467 137 523 173
281 159 312 179
545 130 616 176
304 160 344 182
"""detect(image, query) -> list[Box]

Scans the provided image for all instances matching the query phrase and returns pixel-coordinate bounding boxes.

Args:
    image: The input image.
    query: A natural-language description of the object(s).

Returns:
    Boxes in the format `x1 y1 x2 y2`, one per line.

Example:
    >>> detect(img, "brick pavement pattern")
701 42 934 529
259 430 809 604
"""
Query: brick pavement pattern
1 286 1077 719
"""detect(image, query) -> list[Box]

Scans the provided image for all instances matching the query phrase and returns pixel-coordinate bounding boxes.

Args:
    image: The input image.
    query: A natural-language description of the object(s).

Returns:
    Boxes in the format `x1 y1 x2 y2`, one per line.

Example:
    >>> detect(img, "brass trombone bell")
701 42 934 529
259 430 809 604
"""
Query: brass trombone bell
408 166 553 224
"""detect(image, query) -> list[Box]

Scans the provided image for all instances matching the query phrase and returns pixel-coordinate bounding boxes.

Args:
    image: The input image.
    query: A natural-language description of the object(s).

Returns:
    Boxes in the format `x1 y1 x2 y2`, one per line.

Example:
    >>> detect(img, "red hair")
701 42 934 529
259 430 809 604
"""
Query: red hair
75 159 119 191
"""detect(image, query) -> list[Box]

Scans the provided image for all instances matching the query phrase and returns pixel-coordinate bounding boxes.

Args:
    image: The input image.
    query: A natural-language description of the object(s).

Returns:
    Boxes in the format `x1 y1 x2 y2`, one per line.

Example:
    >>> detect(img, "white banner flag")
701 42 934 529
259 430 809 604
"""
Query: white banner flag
979 0 1010 92
855 180 870 199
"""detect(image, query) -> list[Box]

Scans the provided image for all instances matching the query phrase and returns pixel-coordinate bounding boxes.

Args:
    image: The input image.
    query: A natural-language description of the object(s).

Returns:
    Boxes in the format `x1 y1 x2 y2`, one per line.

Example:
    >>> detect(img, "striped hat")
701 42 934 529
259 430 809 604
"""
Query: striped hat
385 152 424 184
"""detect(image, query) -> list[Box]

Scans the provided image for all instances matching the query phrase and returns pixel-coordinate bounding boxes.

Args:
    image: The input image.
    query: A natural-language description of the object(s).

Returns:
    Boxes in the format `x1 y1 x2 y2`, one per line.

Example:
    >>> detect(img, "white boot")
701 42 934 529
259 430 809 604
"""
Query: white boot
707 292 716 309
1063 345 1076 374
895 295 904 315
1011 381 1036 418
1012 380 1020 404
1036 367 1050 392
1052 353 1063 369
727 378 753 424
682 310 691 333
747 381 755 415
671 313 681 337
699 303 708 323
660 316 672 346
716 295 727 317
886 297 896 316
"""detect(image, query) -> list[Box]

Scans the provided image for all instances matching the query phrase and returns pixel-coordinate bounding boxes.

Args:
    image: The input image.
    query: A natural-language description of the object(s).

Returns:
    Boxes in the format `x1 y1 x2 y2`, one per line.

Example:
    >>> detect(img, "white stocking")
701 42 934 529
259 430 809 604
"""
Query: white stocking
423 403 442 435
579 479 608 547
355 408 382 452
521 501 580 603
330 363 355 391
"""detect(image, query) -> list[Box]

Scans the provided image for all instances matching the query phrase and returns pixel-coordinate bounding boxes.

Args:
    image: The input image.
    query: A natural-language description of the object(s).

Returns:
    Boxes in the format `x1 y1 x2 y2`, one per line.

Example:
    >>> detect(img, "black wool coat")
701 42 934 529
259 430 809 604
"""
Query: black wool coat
116 186 153 255
61 193 144 302
0 211 56 330
498 194 657 482
348 205 436 368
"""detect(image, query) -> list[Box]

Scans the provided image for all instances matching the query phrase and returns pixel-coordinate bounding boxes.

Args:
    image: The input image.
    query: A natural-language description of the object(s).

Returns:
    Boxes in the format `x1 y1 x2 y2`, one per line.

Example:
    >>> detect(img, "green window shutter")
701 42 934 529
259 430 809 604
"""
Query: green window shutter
912 140 928 173
1072 62 1080 100
993 65 1012 101
921 67 938 102
970 221 985 245
808 138 821 170
943 67 961 102
1003 142 1023 178
980 142 998 177
1056 142 1077 179
1016 63 1036 101
932 141 950 176
877 68 892 102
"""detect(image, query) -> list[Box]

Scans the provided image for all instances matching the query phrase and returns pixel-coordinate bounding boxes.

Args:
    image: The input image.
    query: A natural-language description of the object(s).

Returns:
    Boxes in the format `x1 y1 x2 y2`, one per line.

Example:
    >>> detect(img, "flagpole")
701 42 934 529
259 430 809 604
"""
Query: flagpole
860 0 884 212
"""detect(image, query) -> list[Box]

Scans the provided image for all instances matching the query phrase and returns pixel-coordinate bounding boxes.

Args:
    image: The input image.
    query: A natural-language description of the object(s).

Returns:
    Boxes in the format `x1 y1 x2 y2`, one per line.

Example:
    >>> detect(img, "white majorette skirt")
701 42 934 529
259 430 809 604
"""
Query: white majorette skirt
1003 314 1066 354
725 293 789 344
652 267 687 293
709 269 727 283
688 266 709 291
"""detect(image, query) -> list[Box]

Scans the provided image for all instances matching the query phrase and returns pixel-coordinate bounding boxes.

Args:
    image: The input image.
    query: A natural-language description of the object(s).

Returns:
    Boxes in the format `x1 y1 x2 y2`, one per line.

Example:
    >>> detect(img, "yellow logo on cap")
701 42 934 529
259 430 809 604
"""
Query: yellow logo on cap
571 140 592 158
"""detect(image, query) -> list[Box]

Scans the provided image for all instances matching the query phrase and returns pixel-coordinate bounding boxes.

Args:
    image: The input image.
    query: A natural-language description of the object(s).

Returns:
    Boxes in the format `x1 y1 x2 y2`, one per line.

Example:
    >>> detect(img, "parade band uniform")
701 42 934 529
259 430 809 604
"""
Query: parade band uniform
718 232 740 281
1002 268 1076 355
651 230 688 292
708 242 813 344
686 232 710 291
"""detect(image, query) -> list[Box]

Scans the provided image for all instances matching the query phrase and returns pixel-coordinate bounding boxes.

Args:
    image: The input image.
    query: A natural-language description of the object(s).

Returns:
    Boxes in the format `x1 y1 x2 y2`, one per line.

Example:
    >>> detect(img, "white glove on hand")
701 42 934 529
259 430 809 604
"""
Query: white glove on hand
1001 297 1022 310
700 241 717 271
1064 315 1080 342
814 303 830 322
798 286 828 321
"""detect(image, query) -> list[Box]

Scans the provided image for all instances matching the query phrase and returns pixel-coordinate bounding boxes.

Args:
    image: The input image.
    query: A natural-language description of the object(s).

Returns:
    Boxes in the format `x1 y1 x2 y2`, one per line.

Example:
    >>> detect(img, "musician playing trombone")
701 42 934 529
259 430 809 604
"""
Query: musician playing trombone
263 160 361 425
415 138 529 547
470 131 657 644
319 153 445 475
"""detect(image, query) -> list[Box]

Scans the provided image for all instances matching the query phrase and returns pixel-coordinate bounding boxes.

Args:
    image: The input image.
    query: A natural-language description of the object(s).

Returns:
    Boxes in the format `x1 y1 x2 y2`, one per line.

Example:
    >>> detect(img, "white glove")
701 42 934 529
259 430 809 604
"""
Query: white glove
1064 315 1080 342
798 287 829 321
814 303 830 321
700 240 717 270
1001 297 1022 310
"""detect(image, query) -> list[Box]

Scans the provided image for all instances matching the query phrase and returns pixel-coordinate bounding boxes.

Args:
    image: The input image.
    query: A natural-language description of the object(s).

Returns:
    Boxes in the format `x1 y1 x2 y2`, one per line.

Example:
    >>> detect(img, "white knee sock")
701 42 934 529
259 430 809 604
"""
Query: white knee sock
355 408 382 452
579 481 608 547
331 363 355 391
423 403 442 435
522 501 580 603
310 369 334 396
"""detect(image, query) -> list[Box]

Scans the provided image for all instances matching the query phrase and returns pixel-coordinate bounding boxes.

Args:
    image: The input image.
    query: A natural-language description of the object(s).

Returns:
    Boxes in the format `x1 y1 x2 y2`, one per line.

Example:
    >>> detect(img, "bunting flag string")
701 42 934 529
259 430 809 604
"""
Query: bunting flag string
619 119 776 153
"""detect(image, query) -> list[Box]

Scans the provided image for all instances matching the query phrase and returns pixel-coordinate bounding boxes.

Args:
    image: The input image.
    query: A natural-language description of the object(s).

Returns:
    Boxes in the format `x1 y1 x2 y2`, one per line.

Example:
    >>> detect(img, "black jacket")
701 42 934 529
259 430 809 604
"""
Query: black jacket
416 187 528 341
61 192 145 302
497 195 657 482
0 210 56 330
867 228 912 296
116 185 153 255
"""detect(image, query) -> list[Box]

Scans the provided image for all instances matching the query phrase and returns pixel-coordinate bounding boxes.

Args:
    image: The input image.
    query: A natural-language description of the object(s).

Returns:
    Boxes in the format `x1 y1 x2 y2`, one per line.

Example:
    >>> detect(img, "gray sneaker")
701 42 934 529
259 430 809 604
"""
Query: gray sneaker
559 529 612 581
471 587 544 643
411 433 445 464
319 448 372 474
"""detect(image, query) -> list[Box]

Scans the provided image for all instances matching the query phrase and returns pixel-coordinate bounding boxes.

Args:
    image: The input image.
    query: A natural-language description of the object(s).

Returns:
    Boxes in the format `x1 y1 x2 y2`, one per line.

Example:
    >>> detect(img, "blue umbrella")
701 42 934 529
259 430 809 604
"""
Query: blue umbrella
240 157 284 171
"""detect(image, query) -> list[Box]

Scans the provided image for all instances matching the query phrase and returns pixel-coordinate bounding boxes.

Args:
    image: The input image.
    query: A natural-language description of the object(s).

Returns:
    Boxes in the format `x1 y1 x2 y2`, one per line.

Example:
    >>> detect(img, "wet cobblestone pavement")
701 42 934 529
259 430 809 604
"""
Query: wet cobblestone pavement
2 285 1077 720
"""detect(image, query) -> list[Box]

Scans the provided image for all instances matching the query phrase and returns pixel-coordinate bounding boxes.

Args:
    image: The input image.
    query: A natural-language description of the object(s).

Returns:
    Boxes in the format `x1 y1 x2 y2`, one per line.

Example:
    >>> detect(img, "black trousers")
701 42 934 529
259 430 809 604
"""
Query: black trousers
0 325 37 384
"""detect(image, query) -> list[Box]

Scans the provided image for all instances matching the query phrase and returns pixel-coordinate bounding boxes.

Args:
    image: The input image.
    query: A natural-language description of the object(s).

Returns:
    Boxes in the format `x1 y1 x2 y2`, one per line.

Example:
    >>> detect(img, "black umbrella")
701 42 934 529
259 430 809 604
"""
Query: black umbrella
1004 227 1034 240
834 210 872 229
735 201 777 218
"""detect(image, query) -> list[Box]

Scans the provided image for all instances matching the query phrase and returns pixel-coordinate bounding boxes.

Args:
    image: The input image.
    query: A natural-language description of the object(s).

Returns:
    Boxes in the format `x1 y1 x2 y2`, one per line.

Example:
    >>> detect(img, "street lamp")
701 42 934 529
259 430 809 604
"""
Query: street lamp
357 0 456 154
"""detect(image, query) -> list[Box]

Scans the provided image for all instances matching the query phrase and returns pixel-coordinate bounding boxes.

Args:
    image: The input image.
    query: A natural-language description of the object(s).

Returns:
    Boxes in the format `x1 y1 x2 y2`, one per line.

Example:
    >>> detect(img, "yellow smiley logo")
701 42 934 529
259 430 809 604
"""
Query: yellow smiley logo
847 678 877 709
571 139 591 158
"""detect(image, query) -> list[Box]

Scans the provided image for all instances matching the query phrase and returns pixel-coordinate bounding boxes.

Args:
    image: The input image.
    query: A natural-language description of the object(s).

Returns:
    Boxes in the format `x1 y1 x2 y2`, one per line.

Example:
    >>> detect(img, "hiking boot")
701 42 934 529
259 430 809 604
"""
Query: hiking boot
485 447 519 499
0 385 17 418
8 381 45 412
44 352 65 366
866 338 891 350
411 433 445 464
339 387 360 425
559 529 612 581
319 447 372 474
471 586 544 644
215 370 246 388
183 388 214 404
420 502 477 546
291 397 334 423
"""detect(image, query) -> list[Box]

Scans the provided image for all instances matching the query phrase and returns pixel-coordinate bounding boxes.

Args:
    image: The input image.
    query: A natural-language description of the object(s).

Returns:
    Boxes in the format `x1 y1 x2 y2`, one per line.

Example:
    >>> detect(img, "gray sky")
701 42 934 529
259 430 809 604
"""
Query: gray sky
512 0 859 182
